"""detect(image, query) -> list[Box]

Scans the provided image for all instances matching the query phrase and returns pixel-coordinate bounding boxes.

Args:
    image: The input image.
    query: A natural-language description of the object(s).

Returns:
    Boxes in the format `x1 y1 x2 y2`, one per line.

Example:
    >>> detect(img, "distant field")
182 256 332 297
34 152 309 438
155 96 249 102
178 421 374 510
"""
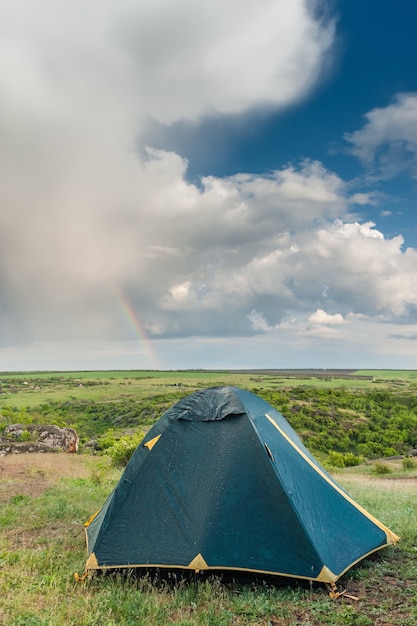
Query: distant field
355 369 417 380
1 368 416 410
2 368 417 462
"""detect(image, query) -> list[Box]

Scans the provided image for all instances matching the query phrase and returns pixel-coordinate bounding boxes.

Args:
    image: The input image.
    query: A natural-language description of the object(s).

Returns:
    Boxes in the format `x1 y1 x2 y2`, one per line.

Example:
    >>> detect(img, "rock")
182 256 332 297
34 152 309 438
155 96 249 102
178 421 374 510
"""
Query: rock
0 441 57 457
3 424 79 454
84 439 99 451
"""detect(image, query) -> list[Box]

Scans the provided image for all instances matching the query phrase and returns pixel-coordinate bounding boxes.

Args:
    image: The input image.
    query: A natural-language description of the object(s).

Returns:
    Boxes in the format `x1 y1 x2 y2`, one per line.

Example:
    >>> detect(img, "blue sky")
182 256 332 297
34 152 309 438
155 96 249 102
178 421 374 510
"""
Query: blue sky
1 0 417 371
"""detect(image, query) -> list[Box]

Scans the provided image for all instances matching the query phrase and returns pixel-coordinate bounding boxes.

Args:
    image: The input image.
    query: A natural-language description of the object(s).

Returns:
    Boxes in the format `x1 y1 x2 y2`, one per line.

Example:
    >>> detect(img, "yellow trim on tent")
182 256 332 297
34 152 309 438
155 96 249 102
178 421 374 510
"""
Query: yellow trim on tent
188 553 209 572
83 559 342 582
85 552 99 570
144 434 161 450
84 509 100 528
316 565 337 583
264 413 400 546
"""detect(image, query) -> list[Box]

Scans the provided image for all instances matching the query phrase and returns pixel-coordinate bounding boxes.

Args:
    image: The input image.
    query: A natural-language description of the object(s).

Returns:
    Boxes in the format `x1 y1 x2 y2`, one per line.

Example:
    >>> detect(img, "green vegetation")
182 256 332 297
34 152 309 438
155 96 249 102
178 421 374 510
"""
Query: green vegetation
101 430 147 466
1 369 417 464
402 457 416 470
1 453 416 625
371 462 393 475
1 369 417 624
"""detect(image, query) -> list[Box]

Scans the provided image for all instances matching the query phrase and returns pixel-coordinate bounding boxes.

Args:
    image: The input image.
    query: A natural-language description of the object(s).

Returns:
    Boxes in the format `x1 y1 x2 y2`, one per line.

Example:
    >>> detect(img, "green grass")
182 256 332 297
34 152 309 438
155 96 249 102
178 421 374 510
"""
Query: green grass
1 370 417 623
0 371 239 409
354 370 417 380
1 454 417 625
2 368 416 411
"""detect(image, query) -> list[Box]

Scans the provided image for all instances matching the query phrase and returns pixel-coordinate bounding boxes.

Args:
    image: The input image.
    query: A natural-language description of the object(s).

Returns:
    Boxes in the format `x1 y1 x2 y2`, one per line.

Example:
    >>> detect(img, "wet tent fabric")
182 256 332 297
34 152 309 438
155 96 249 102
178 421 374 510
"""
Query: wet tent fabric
82 386 398 583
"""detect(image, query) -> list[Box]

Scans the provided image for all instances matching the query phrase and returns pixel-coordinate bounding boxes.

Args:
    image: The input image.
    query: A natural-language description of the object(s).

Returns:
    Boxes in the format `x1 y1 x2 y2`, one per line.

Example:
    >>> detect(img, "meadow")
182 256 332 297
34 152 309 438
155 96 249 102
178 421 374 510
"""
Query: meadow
1 369 417 625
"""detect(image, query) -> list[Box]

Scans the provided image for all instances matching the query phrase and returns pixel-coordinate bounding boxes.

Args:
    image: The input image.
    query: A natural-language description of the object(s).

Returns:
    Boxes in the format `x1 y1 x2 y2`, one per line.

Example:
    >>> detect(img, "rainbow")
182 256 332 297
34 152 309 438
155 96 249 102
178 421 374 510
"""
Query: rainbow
114 286 160 369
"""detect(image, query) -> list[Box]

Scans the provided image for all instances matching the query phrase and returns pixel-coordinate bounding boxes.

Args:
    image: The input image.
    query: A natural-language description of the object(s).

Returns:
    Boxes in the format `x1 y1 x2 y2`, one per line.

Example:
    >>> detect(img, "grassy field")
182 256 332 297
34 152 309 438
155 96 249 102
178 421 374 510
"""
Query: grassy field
1 369 417 624
1 452 416 626
1 368 416 410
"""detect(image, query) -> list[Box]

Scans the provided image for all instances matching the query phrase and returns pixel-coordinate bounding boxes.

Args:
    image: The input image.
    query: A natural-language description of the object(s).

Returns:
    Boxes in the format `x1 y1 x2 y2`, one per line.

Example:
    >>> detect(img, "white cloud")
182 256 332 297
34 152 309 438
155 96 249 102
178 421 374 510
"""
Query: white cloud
248 310 272 332
2 138 417 346
291 221 417 317
115 0 335 123
348 192 379 206
308 309 345 325
344 92 417 177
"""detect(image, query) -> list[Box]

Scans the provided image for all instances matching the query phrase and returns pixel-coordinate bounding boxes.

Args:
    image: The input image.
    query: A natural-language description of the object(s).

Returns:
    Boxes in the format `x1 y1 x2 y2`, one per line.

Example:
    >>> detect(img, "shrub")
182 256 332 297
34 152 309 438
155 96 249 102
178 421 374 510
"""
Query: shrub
20 430 31 442
97 428 116 450
327 451 362 468
371 462 392 475
342 452 362 467
327 451 346 468
402 456 416 470
104 432 144 467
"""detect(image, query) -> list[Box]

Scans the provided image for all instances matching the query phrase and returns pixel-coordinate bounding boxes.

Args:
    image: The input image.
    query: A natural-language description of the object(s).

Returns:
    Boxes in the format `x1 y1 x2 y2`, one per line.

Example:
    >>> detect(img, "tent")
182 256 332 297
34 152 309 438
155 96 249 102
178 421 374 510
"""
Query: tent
80 386 398 585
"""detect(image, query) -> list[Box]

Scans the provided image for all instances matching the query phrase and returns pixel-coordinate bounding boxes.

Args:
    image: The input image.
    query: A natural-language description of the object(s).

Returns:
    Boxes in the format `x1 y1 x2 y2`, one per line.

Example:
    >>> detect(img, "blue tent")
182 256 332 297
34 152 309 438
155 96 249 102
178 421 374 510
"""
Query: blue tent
81 386 398 584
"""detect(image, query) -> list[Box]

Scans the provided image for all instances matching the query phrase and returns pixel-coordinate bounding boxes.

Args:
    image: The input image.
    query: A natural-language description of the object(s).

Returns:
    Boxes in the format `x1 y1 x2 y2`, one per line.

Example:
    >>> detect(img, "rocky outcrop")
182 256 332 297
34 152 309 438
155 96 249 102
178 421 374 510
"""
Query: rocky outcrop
0 441 57 456
0 424 79 456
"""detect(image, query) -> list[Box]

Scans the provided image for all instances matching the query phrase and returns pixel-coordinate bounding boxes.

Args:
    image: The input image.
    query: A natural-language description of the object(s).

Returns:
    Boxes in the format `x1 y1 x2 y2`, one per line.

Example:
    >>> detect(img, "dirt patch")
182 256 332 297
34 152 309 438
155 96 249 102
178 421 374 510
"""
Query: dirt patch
333 473 417 492
0 452 92 503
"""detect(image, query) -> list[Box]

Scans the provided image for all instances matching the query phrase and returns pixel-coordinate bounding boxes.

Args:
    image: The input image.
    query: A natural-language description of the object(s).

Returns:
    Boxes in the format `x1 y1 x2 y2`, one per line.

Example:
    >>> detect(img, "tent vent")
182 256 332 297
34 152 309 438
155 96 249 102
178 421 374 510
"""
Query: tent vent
264 443 274 461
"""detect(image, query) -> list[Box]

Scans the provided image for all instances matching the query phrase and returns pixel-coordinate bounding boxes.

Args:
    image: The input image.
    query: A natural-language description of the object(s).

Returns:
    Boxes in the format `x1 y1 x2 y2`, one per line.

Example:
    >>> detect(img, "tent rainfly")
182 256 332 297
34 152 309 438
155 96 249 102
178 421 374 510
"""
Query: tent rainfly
79 386 399 585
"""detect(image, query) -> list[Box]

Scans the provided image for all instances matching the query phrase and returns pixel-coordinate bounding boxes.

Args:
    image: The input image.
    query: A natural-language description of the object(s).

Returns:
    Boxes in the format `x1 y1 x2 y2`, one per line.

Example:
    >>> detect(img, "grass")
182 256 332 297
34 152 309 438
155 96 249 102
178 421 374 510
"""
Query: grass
1 453 417 625
1 369 417 624
2 368 416 410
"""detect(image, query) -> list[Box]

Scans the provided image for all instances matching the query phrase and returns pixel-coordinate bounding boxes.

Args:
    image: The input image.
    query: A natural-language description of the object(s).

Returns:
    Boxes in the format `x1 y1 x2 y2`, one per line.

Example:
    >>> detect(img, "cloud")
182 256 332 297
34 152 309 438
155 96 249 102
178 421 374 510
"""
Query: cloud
308 309 345 325
2 0 417 368
248 310 272 332
389 334 417 341
2 141 417 347
348 192 379 206
290 221 417 317
344 93 417 178
115 0 335 123
0 0 336 349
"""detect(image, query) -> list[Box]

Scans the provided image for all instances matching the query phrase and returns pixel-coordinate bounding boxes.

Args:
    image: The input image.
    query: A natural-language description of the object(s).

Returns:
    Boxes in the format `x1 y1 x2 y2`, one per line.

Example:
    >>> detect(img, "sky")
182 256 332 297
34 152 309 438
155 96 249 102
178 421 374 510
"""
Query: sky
1 0 417 372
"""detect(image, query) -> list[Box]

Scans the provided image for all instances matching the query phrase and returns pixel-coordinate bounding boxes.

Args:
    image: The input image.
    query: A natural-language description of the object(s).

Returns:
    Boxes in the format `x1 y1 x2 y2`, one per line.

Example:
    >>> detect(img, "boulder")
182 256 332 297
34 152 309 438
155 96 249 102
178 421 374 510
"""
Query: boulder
0 441 57 456
3 424 79 454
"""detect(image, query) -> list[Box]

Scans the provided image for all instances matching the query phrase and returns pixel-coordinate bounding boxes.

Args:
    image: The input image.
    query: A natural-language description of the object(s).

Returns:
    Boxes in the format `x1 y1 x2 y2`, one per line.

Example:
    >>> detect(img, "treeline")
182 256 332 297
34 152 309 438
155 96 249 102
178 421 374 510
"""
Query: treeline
1 385 417 461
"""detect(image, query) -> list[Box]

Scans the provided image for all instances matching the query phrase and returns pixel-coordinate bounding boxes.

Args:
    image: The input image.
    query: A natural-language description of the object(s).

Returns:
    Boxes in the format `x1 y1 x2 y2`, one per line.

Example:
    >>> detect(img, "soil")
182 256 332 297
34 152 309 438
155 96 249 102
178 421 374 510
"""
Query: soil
0 452 91 503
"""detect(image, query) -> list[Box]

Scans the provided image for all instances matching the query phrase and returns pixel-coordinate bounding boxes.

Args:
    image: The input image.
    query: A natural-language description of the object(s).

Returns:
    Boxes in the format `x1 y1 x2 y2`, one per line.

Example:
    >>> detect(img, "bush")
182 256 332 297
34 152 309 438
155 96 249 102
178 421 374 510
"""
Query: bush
20 430 32 442
402 456 416 470
104 432 144 467
97 429 116 450
327 451 362 468
327 451 346 468
343 452 362 467
371 462 392 475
